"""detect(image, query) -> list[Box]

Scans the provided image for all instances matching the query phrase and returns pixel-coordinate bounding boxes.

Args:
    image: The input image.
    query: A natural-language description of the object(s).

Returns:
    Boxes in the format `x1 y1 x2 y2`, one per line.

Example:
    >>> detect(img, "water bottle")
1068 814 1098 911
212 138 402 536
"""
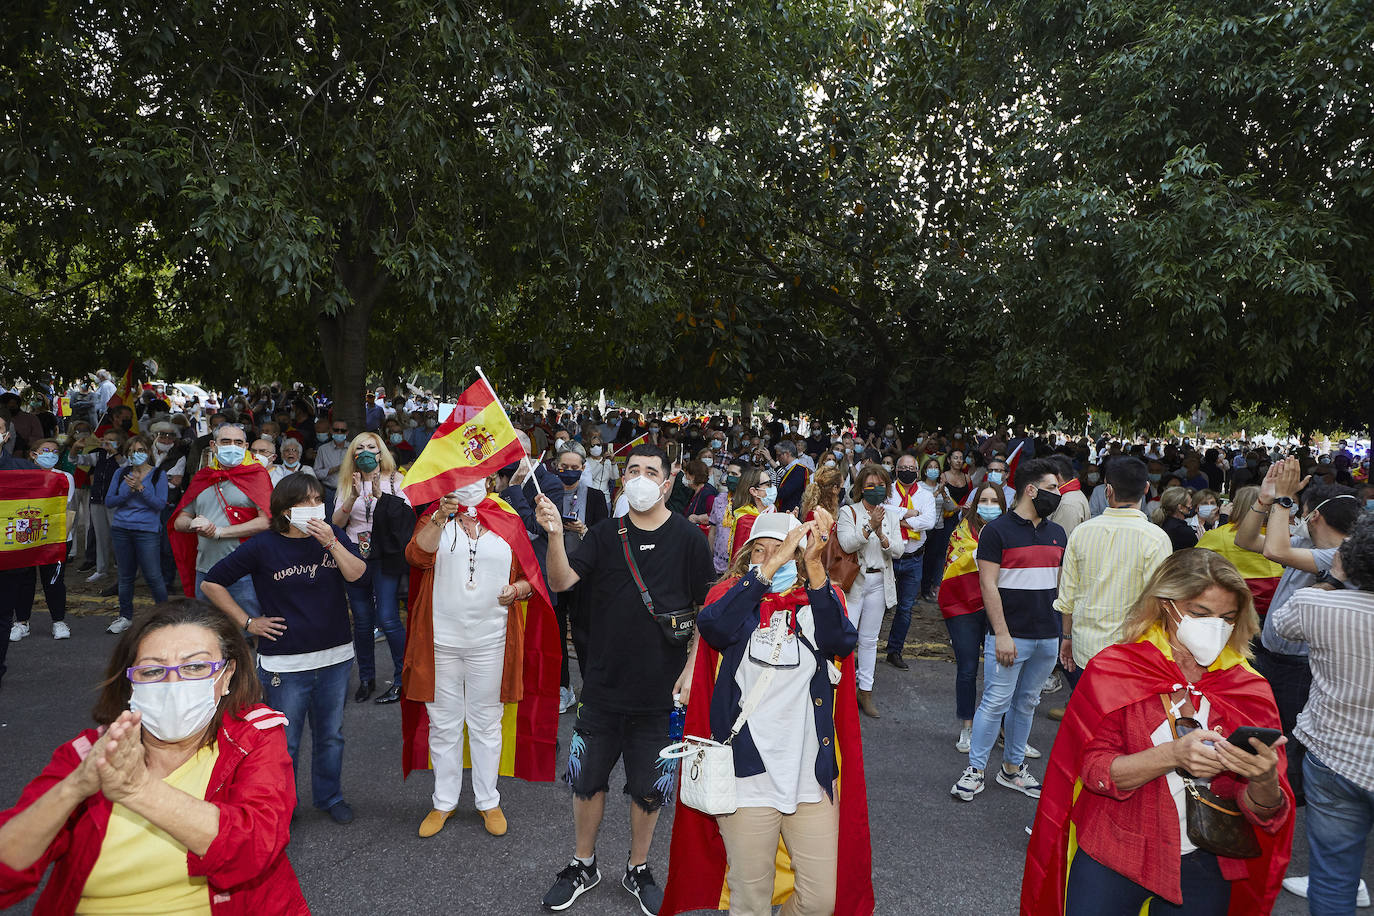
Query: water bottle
668 698 686 741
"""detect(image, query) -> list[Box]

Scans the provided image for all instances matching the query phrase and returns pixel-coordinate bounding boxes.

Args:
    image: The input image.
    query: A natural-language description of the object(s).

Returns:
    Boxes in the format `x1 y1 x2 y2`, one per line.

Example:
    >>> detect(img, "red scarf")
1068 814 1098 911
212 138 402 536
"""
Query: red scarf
166 463 273 596
757 585 809 631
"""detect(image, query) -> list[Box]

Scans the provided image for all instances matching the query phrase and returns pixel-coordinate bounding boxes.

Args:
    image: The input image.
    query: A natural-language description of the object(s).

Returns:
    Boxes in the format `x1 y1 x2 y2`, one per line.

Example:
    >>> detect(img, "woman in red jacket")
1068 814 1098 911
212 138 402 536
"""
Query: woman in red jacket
0 597 308 915
1023 549 1294 915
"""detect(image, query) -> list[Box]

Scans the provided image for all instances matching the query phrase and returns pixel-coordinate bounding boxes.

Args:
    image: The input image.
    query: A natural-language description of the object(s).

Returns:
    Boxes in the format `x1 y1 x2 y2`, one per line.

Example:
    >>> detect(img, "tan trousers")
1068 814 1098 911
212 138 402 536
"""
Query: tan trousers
715 799 839 916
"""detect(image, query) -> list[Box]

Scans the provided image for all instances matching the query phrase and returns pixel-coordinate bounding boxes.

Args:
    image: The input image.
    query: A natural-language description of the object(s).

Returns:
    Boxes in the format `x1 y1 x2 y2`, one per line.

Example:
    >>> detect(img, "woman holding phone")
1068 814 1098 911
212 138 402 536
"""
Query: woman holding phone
1023 549 1294 915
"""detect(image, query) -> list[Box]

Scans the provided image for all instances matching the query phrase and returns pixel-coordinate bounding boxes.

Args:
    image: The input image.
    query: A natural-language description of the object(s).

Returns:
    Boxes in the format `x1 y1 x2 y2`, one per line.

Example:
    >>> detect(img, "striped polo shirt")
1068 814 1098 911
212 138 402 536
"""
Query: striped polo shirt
976 510 1067 640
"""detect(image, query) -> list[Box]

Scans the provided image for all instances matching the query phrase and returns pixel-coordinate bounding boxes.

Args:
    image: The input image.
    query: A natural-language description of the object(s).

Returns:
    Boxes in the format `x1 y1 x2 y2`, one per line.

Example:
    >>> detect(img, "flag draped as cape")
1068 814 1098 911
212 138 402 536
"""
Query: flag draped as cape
937 518 982 618
660 579 875 916
400 495 560 782
1021 630 1293 915
166 462 273 595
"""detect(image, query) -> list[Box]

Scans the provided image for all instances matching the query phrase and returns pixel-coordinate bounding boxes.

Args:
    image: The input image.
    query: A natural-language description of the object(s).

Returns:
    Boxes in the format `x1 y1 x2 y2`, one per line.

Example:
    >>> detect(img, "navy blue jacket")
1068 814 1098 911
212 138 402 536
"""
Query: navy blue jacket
696 571 858 801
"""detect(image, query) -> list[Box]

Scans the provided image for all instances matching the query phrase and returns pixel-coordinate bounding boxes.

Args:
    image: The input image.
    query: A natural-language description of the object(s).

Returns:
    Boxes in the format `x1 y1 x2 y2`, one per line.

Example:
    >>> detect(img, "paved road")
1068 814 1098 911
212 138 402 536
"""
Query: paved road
1 590 1365 914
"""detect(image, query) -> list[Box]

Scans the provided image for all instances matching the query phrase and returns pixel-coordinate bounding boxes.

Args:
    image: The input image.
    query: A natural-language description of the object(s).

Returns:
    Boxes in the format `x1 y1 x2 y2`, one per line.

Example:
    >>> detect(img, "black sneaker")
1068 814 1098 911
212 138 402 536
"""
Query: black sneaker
623 861 663 915
542 857 600 911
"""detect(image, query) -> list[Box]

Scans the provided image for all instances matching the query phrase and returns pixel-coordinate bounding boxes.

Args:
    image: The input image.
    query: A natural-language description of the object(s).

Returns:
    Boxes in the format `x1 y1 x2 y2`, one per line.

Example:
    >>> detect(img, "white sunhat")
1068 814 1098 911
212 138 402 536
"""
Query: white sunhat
741 511 809 551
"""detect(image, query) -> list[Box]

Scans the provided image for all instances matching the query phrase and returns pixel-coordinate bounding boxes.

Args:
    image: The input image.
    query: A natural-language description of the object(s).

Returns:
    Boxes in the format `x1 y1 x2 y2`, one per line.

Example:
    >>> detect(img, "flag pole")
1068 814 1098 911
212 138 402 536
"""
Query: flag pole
474 365 543 498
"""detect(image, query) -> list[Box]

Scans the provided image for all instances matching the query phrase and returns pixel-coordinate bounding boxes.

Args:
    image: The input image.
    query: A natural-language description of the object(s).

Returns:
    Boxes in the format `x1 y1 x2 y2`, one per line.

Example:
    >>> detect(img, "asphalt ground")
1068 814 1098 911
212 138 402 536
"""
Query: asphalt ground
1 574 1367 914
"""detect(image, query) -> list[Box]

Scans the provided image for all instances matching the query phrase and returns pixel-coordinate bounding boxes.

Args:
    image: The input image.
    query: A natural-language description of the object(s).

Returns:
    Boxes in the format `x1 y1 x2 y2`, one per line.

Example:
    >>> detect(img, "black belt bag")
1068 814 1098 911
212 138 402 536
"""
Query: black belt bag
617 518 696 647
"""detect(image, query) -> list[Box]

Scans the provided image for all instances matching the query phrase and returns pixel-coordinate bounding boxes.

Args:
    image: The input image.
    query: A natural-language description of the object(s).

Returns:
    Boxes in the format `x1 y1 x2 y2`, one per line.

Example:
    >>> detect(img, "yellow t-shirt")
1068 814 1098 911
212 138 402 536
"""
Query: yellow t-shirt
77 744 219 915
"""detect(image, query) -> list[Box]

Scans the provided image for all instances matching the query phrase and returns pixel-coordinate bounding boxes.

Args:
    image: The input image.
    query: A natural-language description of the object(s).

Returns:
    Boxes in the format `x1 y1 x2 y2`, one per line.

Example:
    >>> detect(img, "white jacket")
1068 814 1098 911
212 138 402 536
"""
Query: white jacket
837 502 905 607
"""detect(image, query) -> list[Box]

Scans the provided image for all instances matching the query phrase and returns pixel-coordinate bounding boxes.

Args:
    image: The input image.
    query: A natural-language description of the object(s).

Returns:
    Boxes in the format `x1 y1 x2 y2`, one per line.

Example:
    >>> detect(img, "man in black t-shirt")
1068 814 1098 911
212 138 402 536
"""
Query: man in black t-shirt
534 445 712 915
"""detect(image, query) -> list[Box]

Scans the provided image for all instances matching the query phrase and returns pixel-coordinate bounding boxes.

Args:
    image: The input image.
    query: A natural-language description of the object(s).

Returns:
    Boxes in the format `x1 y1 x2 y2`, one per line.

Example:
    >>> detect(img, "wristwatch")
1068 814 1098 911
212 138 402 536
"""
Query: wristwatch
1272 496 1295 510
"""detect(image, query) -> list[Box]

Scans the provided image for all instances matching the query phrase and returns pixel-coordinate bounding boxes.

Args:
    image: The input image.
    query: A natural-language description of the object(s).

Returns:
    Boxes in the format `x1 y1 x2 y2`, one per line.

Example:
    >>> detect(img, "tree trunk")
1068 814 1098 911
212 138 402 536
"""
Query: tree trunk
317 252 387 431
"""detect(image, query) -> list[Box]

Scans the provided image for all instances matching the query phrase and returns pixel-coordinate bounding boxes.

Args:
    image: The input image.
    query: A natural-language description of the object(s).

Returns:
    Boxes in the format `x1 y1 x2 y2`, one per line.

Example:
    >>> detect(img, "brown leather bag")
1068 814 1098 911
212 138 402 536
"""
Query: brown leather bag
822 515 859 591
1163 696 1262 859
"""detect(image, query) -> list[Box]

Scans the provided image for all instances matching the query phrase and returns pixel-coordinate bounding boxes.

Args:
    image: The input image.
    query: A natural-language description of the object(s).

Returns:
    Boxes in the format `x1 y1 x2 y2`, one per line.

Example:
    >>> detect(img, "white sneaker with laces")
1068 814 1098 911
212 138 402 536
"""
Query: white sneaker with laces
1041 671 1064 694
52 621 71 640
86 570 104 583
559 687 577 714
106 617 132 635
955 725 972 753
1023 743 1042 760
950 766 985 802
996 763 1043 798
9 622 30 642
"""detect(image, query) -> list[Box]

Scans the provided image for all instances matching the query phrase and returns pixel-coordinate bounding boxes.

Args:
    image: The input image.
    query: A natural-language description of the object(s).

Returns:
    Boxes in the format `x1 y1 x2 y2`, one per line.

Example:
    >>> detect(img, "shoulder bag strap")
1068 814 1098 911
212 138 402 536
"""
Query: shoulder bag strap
725 621 788 742
617 517 656 616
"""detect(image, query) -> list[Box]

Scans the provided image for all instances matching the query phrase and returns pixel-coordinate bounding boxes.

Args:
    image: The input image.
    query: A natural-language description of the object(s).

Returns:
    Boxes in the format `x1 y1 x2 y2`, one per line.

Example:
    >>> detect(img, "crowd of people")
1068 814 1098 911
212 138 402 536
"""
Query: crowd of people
1 372 1372 915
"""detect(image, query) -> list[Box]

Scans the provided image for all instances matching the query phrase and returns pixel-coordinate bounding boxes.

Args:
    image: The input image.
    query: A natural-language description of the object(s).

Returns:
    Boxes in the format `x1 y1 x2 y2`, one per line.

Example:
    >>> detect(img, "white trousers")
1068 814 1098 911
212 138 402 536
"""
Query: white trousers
848 575 886 691
89 503 115 575
427 640 505 812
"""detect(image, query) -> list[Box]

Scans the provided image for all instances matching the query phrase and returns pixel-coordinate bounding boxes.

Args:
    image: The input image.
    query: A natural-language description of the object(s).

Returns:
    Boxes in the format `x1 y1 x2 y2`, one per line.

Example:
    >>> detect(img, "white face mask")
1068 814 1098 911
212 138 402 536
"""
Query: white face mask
288 504 326 533
1169 600 1233 667
130 670 225 742
624 475 663 512
589 445 603 457
455 481 488 506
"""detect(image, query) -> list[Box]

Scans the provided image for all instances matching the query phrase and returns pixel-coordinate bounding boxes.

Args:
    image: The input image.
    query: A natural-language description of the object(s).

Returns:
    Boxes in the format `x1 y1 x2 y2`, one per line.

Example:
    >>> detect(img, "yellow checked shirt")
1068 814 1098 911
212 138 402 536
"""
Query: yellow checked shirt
1053 507 1173 668
77 744 219 915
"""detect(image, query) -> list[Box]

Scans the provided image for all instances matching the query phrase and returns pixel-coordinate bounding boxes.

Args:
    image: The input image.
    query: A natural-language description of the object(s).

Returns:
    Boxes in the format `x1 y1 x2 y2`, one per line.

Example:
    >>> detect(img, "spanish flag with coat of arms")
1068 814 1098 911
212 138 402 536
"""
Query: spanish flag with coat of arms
402 378 525 504
0 471 68 570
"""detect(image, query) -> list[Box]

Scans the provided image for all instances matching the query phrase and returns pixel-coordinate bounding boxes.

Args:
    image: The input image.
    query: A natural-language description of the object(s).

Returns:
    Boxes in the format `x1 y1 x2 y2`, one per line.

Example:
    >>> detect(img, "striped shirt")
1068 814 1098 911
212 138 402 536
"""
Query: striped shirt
1261 535 1338 657
976 510 1066 640
1053 507 1173 667
1270 586 1374 791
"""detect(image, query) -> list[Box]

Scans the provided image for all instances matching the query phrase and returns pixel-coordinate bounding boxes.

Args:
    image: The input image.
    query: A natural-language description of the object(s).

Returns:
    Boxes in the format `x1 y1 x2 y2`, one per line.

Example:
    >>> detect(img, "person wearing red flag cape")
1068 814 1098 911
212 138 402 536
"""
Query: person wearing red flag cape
1023 550 1294 916
661 511 875 916
399 479 560 840
167 422 271 623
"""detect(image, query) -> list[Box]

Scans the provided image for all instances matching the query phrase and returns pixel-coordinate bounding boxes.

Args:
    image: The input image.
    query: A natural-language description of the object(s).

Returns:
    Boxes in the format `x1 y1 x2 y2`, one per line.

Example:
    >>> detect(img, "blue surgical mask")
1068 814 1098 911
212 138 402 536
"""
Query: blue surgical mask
317 432 330 443
128 451 148 466
976 505 1002 521
762 486 777 505
388 432 403 445
216 444 245 467
925 467 940 481
752 560 798 593
711 439 722 448
35 452 60 470
332 433 347 445
1148 473 1162 484
987 471 1004 485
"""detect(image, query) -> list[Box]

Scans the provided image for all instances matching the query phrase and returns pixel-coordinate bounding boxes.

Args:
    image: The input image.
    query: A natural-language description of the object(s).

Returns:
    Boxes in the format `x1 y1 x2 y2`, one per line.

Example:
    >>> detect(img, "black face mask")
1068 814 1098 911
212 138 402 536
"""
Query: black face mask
895 468 920 486
1030 488 1061 518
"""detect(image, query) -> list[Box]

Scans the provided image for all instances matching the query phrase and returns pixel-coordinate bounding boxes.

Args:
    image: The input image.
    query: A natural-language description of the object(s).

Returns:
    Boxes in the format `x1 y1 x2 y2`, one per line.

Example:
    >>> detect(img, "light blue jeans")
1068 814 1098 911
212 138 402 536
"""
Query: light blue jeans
969 634 1059 771
1304 751 1374 916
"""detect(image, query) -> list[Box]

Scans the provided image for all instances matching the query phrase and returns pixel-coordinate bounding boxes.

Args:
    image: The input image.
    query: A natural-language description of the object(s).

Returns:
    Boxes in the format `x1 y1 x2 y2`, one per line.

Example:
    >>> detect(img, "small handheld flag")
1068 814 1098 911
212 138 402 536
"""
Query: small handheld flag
401 374 525 505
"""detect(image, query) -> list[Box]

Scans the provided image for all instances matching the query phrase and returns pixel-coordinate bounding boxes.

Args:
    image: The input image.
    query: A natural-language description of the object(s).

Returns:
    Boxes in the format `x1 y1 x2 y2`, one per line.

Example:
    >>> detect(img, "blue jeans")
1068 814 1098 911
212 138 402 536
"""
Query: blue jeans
111 527 168 619
195 570 261 619
1305 751 1374 916
944 610 988 721
884 551 924 655
1065 849 1229 915
921 523 953 595
347 562 405 682
969 634 1059 770
258 659 350 809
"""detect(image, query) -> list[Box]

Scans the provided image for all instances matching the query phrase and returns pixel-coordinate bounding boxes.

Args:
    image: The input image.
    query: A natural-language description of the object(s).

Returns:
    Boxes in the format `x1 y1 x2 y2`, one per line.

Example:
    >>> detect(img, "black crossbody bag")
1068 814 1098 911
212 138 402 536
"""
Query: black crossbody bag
617 517 697 646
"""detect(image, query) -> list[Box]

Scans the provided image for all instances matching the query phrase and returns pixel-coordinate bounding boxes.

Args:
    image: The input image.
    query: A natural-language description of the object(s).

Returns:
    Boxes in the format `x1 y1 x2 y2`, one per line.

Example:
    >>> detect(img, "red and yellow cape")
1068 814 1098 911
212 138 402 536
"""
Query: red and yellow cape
660 579 875 916
1022 628 1293 915
400 495 560 783
166 462 273 596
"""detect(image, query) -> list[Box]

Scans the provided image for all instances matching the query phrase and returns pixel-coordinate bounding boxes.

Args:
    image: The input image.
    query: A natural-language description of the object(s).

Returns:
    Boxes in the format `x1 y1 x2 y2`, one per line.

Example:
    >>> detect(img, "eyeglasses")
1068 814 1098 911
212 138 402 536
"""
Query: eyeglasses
332 427 348 433
126 659 229 684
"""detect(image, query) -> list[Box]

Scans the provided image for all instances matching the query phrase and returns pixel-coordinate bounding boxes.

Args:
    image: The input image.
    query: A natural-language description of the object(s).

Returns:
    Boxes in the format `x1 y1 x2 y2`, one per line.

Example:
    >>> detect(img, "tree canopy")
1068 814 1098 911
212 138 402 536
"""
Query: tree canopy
2 0 1369 431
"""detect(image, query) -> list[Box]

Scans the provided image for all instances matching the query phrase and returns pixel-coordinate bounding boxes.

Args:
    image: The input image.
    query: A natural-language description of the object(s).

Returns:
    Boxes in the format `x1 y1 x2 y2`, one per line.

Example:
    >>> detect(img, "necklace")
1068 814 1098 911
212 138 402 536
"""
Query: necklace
449 517 483 590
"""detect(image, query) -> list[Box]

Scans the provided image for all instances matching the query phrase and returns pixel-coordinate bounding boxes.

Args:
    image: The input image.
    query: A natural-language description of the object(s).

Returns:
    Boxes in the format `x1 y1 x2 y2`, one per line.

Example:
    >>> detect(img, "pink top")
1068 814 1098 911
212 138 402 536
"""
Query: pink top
345 473 410 545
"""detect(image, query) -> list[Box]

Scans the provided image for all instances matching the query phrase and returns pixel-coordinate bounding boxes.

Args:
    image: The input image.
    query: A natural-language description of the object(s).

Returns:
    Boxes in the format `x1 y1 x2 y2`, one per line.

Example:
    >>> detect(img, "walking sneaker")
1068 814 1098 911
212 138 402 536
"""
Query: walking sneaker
1282 875 1371 907
950 766 985 802
9 622 30 642
85 570 104 583
997 764 1043 798
106 617 132 635
997 730 1042 759
955 725 972 753
52 621 71 640
542 858 600 911
622 861 663 916
559 686 578 714
1041 671 1065 694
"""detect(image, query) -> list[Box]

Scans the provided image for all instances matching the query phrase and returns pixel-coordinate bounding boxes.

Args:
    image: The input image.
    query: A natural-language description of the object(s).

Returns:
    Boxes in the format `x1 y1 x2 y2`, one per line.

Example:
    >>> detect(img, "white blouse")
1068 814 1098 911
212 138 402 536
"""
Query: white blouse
431 522 513 649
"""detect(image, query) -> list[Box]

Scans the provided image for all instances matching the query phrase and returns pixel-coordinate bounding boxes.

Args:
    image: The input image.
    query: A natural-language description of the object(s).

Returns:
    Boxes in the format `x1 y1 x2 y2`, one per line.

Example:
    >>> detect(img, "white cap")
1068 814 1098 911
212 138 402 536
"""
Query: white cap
741 511 808 551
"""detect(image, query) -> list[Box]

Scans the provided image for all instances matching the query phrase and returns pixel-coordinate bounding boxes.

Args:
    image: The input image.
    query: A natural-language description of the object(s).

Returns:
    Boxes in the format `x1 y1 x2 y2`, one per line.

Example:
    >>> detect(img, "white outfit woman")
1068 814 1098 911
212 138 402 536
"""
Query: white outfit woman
427 519 513 813
836 503 904 691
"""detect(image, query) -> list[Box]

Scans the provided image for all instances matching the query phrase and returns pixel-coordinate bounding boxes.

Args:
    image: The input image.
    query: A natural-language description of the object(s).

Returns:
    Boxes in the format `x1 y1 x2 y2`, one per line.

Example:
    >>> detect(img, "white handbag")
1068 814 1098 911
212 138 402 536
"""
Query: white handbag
660 622 786 816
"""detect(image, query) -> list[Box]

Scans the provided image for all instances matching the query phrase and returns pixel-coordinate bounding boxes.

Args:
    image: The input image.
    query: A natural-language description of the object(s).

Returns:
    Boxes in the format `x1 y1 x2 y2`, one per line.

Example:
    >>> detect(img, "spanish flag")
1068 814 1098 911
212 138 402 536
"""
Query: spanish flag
107 361 139 433
937 518 983 619
402 378 524 505
615 431 648 456
0 471 68 570
400 495 560 782
1196 524 1283 614
1022 629 1293 916
661 578 875 916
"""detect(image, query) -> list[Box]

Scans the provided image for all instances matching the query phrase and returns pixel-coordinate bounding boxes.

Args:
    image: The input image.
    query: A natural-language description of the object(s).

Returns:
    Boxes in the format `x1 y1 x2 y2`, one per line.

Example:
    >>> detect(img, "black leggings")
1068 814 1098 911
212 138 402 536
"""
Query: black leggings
1065 850 1231 915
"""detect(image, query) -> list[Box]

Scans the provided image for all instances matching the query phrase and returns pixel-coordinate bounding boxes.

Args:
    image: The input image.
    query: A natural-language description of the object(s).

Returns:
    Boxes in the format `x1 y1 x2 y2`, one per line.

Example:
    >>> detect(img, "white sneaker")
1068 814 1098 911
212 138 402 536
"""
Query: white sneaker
950 766 985 802
373 627 385 642
1024 743 1042 760
996 763 1044 798
86 570 105 583
1041 671 1065 694
1287 876 1372 907
559 686 577 714
955 725 972 753
106 617 132 635
52 621 71 640
9 622 29 642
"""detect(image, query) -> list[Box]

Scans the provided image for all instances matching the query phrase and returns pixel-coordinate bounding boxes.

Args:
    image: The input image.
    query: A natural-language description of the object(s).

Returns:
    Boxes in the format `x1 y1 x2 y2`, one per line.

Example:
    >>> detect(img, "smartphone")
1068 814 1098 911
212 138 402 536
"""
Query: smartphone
1226 726 1282 754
